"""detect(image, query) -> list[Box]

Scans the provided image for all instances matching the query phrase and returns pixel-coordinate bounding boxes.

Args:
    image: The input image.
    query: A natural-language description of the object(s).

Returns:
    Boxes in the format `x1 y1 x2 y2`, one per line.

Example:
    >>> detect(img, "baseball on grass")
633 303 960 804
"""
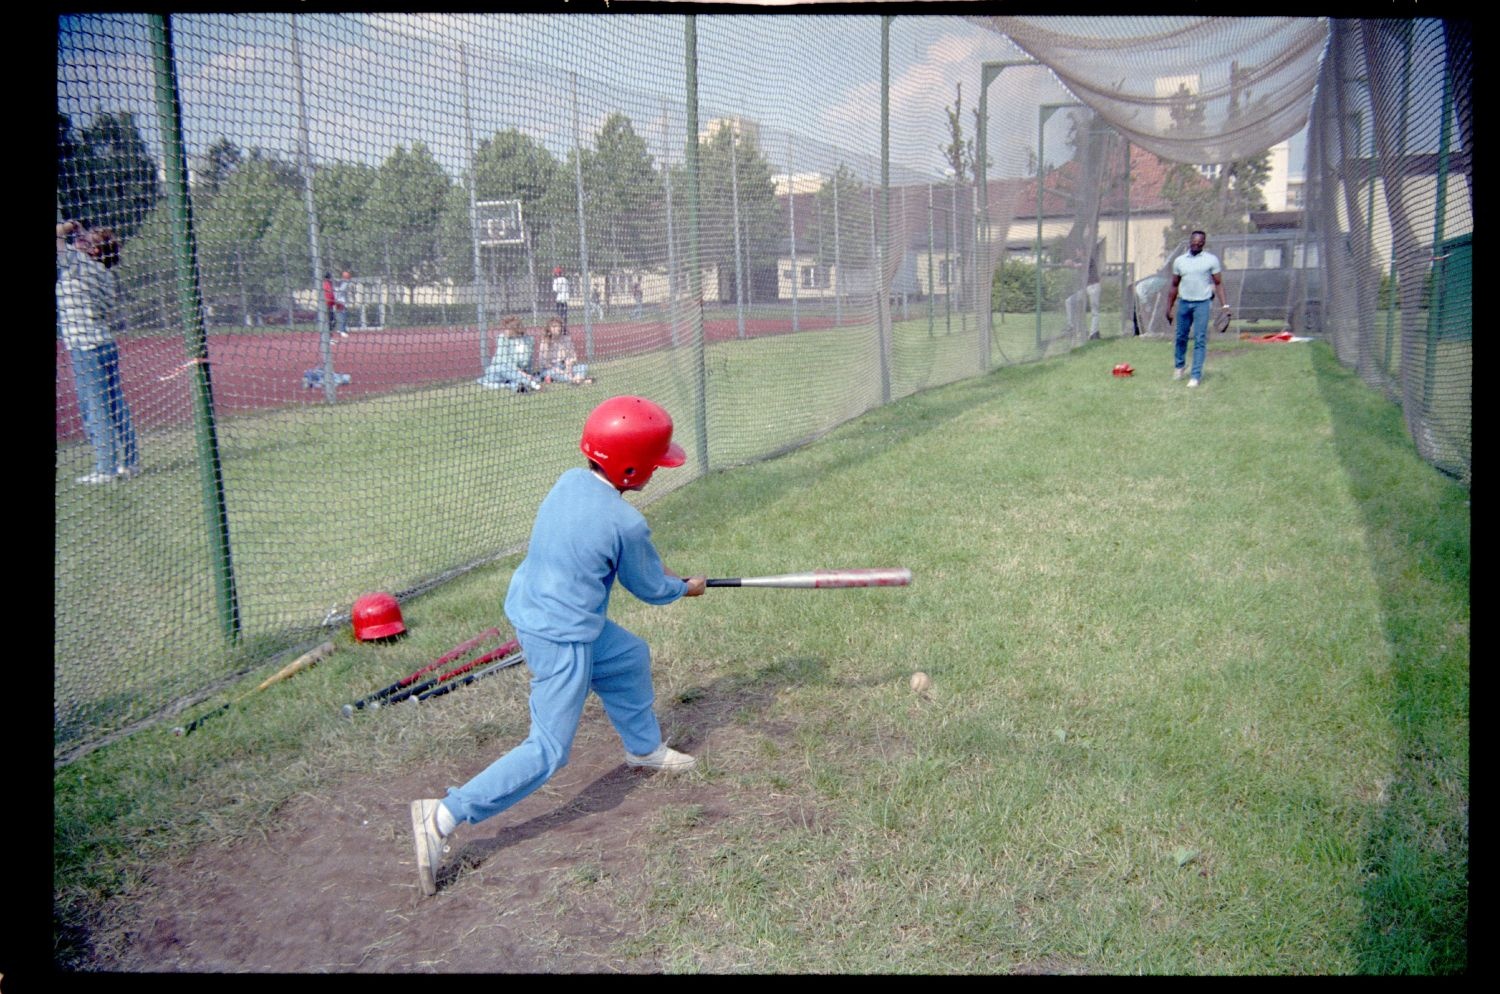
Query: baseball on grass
909 671 932 694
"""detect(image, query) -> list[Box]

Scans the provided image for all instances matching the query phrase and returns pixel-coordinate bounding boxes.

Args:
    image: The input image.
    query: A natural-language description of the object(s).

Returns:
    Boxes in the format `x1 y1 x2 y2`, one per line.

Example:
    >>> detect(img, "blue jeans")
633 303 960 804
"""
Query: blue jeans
70 342 138 475
440 621 663 826
1174 298 1213 380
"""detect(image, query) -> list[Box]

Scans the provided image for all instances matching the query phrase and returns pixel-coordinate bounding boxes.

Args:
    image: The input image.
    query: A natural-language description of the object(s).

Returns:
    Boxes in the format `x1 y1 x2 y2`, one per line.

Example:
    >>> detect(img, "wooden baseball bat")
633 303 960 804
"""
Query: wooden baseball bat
175 640 337 736
705 567 912 589
257 640 336 691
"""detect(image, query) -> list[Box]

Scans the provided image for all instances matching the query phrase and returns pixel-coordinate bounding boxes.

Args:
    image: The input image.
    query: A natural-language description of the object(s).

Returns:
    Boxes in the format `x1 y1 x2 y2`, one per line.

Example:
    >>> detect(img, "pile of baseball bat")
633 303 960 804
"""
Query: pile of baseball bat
342 627 524 716
172 569 907 737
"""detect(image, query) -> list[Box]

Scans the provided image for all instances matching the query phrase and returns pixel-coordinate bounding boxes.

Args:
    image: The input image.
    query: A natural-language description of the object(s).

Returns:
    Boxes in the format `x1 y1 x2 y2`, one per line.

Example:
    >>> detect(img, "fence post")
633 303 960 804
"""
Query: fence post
148 14 240 643
729 122 745 339
685 16 708 471
460 42 488 371
288 16 334 403
879 14 892 404
572 72 594 362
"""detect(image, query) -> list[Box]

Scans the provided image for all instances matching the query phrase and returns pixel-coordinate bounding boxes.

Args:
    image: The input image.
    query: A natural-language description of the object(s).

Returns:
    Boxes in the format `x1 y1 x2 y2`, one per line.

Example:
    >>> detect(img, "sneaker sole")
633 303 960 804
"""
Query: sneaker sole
409 801 440 896
625 758 698 773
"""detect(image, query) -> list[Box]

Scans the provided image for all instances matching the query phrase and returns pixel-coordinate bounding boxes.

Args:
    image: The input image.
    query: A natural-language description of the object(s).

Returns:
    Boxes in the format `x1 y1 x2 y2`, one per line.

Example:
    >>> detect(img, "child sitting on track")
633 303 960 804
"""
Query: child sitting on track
535 315 593 385
476 315 543 392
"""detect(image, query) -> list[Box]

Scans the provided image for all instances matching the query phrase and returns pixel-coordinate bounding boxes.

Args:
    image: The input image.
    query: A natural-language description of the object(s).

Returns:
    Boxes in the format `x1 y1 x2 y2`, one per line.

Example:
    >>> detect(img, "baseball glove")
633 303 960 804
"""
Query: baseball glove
1212 307 1233 334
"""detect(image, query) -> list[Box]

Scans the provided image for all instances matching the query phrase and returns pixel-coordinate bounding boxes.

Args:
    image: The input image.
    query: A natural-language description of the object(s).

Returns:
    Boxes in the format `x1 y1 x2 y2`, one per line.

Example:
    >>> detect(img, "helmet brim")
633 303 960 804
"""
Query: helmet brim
356 621 406 641
657 441 686 468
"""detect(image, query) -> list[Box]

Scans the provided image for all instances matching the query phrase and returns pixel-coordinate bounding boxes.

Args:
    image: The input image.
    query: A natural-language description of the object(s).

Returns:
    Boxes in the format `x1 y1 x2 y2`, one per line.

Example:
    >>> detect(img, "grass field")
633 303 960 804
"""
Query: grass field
53 335 1468 972
53 305 1079 751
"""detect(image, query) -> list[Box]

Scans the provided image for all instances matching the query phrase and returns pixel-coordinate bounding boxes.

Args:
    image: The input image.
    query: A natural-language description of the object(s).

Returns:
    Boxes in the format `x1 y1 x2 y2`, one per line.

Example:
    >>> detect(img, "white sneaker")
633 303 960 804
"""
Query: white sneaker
1173 367 1185 380
409 799 448 897
76 471 116 485
1187 378 1200 388
116 465 140 479
624 743 697 773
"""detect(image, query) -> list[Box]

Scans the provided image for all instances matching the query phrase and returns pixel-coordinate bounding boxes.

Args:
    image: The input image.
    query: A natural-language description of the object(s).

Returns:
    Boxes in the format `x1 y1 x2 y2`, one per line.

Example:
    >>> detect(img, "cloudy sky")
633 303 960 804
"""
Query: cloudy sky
60 13 1322 188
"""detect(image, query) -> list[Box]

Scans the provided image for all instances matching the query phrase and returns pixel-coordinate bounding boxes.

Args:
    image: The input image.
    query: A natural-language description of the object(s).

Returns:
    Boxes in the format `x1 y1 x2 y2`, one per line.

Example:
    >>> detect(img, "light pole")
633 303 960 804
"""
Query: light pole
1037 101 1085 349
976 59 1037 367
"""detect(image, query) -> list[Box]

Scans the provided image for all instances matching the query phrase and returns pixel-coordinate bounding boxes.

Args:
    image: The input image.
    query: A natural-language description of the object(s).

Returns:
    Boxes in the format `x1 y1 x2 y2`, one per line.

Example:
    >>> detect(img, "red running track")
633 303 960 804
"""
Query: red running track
56 312 844 441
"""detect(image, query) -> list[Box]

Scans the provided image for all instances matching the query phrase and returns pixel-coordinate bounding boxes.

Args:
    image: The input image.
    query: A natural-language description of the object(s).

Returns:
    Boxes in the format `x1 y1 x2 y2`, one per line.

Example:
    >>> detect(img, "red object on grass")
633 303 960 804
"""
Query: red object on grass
1112 363 1134 376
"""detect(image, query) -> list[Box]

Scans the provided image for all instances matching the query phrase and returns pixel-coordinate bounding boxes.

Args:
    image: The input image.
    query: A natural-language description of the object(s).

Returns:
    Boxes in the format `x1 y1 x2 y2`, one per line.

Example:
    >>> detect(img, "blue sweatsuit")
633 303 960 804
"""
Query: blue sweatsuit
441 467 688 826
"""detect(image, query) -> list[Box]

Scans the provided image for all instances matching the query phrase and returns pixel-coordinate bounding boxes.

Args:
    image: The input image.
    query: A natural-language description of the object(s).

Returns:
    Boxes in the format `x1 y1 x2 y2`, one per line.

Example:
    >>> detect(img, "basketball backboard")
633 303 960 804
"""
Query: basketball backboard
476 200 524 246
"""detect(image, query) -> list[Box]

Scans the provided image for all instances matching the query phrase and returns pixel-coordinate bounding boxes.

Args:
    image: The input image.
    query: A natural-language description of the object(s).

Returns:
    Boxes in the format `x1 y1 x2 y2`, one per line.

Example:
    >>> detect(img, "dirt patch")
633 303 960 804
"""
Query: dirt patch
80 684 792 973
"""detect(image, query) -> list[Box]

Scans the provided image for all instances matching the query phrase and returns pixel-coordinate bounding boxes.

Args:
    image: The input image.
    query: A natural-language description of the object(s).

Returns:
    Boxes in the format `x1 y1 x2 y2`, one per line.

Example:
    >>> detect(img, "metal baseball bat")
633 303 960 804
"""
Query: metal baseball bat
416 649 526 702
705 567 912 589
342 628 505 716
380 642 518 708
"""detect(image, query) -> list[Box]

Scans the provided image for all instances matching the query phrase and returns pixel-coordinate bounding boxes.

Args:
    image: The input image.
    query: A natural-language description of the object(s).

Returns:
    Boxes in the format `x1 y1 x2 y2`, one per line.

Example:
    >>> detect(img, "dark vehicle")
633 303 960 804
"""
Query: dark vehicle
1166 231 1323 334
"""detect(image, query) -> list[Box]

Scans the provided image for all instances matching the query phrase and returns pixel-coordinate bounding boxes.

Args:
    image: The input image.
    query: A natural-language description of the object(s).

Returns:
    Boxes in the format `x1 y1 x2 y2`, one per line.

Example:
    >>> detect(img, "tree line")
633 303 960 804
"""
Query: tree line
59 110 884 329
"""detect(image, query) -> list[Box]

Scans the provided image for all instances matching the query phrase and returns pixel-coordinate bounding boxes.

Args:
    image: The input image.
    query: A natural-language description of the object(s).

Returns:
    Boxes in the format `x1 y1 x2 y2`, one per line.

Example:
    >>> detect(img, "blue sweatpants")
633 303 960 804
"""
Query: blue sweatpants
439 620 663 826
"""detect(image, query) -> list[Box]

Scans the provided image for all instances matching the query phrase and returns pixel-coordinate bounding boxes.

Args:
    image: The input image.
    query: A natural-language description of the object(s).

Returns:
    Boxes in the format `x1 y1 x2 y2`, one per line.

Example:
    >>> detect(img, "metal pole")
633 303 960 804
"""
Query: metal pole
1036 104 1080 348
460 42 487 371
729 123 745 339
1037 108 1046 349
833 169 842 327
927 182 935 338
148 14 240 642
977 60 1036 360
879 14 891 403
947 172 954 335
685 16 708 470
571 72 593 361
289 16 333 403
661 100 678 347
1386 22 1414 375
1122 138 1131 335
788 134 798 333
1422 32 1454 420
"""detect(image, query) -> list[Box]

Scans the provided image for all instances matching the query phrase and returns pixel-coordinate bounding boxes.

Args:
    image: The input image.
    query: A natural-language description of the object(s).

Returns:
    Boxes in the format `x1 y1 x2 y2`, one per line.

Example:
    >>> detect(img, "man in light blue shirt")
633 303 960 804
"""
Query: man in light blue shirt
1164 230 1230 387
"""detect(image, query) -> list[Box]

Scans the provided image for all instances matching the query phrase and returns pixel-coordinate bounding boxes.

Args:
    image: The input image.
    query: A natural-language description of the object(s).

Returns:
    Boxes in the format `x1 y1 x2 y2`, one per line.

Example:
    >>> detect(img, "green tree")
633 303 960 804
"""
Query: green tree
191 137 243 201
584 113 664 282
940 82 974 183
1159 78 1271 250
689 120 781 302
1159 154 1270 252
366 142 453 299
316 160 381 276
813 163 874 270
194 150 301 323
57 110 161 240
440 128 565 284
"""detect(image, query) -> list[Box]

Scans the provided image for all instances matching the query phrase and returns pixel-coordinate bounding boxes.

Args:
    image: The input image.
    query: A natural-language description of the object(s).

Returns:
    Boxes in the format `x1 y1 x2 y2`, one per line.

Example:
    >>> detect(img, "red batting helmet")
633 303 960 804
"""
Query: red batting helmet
553 266 563 276
579 396 686 490
352 591 406 641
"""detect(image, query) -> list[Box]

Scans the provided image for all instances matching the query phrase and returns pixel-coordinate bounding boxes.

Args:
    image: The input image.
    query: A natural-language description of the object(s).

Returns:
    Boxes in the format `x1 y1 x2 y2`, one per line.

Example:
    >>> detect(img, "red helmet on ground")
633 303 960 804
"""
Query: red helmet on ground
352 591 406 641
579 396 686 490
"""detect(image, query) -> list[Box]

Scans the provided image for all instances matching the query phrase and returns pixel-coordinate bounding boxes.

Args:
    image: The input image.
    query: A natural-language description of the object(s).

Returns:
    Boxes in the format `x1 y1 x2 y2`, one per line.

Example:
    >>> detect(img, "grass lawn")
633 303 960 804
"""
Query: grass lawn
54 335 1467 972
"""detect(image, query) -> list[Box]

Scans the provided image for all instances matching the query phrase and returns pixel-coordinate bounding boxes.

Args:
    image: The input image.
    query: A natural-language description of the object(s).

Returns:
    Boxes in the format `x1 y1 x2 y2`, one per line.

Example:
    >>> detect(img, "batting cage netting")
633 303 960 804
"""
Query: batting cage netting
56 15 1470 762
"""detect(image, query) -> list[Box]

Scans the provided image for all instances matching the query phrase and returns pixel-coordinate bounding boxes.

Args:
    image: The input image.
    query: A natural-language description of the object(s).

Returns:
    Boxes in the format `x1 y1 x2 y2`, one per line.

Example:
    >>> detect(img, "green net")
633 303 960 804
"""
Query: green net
55 14 1470 762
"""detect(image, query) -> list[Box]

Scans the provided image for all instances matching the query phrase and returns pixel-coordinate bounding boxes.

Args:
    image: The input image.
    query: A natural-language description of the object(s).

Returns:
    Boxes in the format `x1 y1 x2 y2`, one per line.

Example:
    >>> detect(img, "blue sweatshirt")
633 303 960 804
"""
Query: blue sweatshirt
504 467 687 642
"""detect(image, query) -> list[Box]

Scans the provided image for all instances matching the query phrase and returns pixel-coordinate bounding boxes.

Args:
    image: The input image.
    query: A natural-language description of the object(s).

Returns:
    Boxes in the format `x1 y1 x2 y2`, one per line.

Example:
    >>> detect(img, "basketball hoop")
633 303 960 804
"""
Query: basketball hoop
476 200 524 247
